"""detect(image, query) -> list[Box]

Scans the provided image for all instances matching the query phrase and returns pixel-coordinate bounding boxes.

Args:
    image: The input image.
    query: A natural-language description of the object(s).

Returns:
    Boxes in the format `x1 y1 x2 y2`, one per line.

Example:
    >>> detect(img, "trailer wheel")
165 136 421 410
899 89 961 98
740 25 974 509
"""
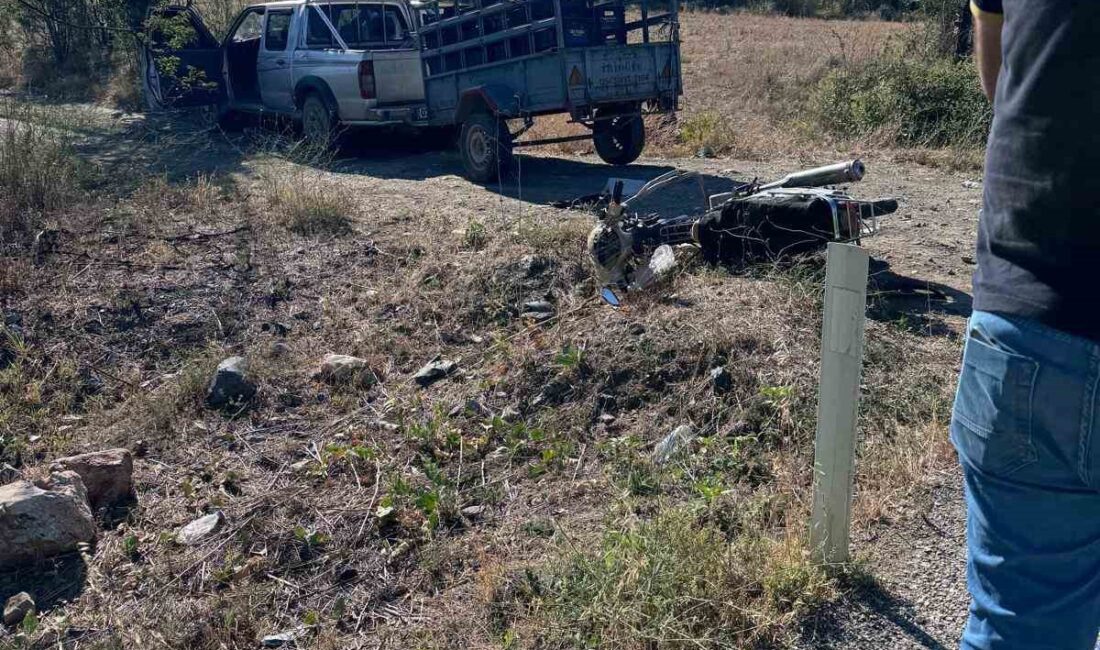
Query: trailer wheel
302 93 335 145
459 113 513 183
593 112 645 166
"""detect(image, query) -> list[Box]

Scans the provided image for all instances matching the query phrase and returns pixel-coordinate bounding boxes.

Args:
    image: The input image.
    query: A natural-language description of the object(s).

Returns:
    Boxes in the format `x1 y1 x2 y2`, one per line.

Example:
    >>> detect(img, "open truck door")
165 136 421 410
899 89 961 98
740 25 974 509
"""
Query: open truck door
141 5 225 110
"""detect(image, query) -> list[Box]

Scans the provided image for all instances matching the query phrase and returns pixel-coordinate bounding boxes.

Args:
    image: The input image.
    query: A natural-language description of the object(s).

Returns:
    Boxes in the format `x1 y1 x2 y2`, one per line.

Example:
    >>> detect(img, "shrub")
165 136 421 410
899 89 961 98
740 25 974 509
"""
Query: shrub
263 173 353 237
809 52 990 147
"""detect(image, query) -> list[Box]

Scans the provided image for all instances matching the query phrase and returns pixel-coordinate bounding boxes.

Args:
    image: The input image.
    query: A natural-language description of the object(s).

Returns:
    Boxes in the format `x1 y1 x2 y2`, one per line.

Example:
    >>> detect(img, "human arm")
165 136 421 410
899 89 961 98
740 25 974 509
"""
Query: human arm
971 0 1004 102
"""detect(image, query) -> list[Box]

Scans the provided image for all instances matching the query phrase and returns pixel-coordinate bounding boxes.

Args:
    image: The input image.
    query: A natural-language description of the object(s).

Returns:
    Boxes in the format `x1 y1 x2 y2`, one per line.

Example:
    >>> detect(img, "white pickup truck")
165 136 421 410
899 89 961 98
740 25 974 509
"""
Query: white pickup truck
144 0 682 181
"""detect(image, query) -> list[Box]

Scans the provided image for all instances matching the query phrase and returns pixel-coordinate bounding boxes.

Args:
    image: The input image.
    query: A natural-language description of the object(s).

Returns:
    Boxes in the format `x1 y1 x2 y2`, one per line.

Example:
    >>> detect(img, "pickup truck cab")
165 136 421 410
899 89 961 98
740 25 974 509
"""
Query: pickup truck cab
143 0 682 181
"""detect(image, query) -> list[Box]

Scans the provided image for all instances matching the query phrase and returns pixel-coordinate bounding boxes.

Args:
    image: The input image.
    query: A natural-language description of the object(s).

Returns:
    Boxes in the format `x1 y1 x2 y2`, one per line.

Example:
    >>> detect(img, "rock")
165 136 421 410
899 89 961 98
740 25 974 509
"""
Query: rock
461 505 487 518
261 631 298 648
520 310 554 323
0 472 96 569
261 627 306 647
598 413 616 424
522 300 553 313
710 366 733 395
3 592 34 627
313 354 374 385
49 448 133 511
414 359 457 388
269 342 291 358
205 357 256 409
176 511 225 545
962 180 981 189
653 424 695 465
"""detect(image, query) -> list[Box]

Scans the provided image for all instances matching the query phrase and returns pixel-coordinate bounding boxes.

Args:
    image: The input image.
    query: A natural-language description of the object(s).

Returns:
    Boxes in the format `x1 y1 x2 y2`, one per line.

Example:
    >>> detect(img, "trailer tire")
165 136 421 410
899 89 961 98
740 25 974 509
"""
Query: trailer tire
459 113 513 183
302 93 335 146
593 113 645 166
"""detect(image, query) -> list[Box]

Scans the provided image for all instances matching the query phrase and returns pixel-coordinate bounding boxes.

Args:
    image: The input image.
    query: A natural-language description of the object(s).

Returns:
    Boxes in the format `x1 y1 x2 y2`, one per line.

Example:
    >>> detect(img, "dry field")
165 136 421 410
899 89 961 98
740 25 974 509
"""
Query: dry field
531 11 913 158
0 12 976 650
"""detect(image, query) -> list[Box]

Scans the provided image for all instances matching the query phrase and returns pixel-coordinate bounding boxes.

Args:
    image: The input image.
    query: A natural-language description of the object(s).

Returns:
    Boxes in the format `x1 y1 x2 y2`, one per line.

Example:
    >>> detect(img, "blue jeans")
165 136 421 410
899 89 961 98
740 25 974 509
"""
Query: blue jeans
951 310 1100 650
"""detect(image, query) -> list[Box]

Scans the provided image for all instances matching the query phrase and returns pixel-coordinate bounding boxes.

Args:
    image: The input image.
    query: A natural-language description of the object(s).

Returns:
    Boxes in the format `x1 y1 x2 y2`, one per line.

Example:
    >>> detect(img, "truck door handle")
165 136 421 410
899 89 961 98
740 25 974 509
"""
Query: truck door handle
276 58 286 65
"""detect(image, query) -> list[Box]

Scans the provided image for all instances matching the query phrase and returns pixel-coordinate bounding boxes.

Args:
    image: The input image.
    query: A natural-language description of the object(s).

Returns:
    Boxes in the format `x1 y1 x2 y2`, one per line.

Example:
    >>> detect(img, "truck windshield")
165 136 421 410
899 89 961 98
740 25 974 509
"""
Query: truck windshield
312 3 408 48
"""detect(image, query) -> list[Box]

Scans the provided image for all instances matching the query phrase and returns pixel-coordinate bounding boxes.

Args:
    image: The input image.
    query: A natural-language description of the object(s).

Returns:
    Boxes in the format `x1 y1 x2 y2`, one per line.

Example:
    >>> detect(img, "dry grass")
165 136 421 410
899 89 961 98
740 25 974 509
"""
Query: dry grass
0 23 965 645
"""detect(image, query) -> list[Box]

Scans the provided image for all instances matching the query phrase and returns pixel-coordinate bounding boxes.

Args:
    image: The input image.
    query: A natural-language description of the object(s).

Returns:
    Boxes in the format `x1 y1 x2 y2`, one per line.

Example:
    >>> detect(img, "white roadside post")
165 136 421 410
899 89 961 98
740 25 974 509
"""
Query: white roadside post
810 242 870 565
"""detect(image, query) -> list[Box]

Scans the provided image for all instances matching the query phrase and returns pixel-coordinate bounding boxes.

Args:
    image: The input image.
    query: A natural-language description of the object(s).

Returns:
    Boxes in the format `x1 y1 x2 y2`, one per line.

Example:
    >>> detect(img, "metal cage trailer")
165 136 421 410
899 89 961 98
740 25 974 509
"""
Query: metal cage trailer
415 0 683 180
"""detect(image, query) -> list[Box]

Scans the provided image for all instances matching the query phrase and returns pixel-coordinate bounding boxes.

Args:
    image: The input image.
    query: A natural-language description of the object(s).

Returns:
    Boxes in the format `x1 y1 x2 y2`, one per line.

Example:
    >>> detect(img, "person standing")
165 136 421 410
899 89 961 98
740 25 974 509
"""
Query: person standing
952 1 1100 649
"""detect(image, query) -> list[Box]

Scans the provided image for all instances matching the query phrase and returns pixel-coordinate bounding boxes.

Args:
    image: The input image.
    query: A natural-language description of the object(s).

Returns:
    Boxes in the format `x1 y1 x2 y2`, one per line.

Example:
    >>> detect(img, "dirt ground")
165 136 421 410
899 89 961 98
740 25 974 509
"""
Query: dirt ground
0 101 983 648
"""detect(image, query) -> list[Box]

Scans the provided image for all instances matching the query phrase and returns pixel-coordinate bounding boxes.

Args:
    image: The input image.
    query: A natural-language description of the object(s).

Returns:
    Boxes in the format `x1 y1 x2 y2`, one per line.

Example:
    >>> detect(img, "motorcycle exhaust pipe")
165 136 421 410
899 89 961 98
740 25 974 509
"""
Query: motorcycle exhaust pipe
758 159 865 191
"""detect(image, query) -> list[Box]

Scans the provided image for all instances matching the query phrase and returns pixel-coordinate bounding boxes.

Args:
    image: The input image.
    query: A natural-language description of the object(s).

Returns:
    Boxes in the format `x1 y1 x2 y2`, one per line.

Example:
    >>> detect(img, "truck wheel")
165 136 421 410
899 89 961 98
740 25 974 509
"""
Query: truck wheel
593 113 645 166
460 113 513 183
302 93 335 145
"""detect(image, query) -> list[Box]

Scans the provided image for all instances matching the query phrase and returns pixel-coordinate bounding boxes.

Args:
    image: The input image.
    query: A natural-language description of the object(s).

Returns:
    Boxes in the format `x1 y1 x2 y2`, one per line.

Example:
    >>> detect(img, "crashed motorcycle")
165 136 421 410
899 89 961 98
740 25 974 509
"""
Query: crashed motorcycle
587 160 898 290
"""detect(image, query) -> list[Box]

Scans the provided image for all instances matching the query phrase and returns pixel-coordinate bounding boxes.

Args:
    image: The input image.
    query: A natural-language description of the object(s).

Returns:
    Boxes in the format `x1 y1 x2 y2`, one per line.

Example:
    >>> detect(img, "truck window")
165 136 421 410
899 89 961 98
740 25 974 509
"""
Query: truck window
314 3 408 47
264 10 293 51
231 8 264 43
306 6 337 48
384 6 407 41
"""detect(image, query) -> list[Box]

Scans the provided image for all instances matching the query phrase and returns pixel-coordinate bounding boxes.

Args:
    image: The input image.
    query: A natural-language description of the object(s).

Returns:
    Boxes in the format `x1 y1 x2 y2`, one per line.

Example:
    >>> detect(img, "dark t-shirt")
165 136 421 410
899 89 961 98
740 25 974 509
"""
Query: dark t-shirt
972 0 1100 340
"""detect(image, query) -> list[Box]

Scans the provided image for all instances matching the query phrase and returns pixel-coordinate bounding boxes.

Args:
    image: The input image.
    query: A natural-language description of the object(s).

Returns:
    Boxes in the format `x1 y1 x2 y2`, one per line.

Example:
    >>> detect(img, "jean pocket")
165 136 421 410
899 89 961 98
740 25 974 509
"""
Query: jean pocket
950 329 1039 476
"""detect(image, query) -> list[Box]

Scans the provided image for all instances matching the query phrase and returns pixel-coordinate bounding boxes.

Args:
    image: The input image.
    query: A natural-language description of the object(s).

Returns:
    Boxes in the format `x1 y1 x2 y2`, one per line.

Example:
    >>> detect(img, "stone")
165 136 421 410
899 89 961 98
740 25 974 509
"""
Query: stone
710 366 733 395
50 448 134 511
261 627 304 647
461 505 487 518
3 592 34 627
205 357 256 409
0 472 96 569
520 310 553 323
176 511 225 545
522 300 553 313
414 359 457 388
653 424 695 465
313 354 373 385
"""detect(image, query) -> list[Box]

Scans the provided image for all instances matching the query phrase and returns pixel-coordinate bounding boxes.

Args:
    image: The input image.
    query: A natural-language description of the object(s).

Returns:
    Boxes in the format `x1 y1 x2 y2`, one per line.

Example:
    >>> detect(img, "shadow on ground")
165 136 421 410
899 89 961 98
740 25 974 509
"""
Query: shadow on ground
801 577 952 650
0 552 88 614
867 258 972 337
75 110 741 216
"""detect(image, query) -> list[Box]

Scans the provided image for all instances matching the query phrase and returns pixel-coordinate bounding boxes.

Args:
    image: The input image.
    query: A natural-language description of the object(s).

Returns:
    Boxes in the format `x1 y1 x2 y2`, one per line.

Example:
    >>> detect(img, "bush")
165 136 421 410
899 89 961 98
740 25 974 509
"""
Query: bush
809 53 990 147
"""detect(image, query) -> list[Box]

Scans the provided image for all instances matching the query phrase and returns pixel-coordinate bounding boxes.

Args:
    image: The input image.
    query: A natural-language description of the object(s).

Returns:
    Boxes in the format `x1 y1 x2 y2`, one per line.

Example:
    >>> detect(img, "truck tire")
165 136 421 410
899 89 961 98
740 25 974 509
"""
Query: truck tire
459 113 513 183
302 93 335 145
593 113 645 166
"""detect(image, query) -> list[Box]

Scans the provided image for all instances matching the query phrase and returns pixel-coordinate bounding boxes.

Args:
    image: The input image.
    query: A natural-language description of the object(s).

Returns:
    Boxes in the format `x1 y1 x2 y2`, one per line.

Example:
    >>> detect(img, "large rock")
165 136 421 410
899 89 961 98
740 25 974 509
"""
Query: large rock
3 592 35 626
50 448 134 511
313 354 374 385
205 356 256 409
0 472 96 569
